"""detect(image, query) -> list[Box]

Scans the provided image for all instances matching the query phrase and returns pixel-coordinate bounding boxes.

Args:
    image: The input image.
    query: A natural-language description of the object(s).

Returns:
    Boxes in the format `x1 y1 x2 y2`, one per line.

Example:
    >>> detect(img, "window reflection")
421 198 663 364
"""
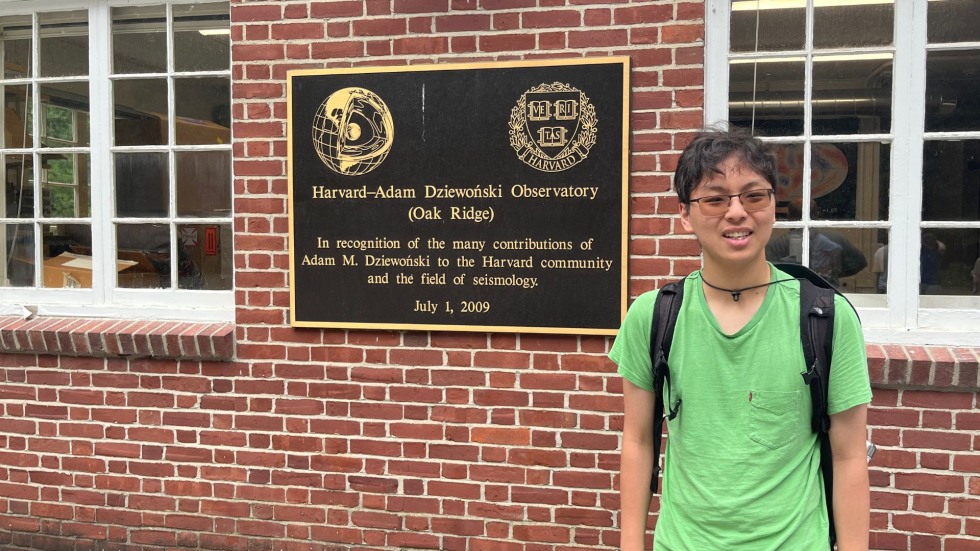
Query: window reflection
0 15 31 79
813 1 892 49
113 78 168 146
115 152 168 218
919 229 980 297
39 11 88 78
176 151 231 217
174 4 230 72
112 6 167 74
2 223 34 287
768 227 880 294
922 140 980 223
174 77 231 145
729 58 804 137
925 50 980 133
812 55 892 135
928 0 980 44
730 2 804 52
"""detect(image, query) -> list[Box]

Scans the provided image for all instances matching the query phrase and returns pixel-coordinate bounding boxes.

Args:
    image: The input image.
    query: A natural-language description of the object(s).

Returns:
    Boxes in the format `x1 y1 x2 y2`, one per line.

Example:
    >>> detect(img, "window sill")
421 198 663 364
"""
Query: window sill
0 315 235 361
867 343 979 391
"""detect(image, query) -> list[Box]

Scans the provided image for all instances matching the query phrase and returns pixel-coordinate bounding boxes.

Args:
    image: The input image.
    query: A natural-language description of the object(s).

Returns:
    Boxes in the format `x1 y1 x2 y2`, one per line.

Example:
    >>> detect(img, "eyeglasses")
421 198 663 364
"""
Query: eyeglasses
687 189 774 216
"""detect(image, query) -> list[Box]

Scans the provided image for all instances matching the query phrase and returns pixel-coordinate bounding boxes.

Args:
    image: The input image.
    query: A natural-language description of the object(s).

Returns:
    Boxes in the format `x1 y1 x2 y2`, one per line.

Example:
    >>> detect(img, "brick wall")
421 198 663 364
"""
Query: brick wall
0 1 977 550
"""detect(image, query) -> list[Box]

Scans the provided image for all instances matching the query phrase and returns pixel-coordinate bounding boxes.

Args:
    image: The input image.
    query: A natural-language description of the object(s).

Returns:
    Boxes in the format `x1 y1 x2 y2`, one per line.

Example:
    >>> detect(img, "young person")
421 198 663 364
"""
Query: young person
611 127 872 550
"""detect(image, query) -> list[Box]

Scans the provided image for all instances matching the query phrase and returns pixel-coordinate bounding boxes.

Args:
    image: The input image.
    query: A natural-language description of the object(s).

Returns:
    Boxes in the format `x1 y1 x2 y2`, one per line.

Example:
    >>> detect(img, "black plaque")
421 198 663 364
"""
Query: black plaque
288 58 628 334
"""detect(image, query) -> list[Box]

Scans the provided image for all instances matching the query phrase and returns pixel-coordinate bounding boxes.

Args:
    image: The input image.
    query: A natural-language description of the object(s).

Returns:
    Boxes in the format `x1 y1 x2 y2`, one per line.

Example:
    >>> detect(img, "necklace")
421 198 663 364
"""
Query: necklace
700 274 796 302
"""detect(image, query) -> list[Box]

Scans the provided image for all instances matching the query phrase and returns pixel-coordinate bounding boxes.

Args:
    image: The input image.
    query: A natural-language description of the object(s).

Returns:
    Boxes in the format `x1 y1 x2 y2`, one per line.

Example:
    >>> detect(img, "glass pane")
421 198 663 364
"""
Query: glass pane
730 1 804 52
4 154 34 217
39 11 88 78
771 142 805 214
918 229 980 298
813 1 892 49
3 84 33 148
772 142 889 222
0 15 32 79
767 227 878 294
116 223 170 289
174 3 230 72
729 58 804 137
812 54 893 135
815 142 889 222
871 231 889 295
113 78 168 146
177 223 230 290
922 140 980 222
928 0 980 44
3 223 34 286
924 50 980 133
174 77 230 145
40 82 90 147
176 151 231 217
921 228 980 297
42 223 90 288
42 153 90 218
112 6 166 74
115 152 168 217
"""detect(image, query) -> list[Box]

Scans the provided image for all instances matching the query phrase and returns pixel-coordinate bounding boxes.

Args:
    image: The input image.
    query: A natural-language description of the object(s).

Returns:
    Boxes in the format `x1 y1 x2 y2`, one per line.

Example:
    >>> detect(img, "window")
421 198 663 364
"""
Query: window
0 0 231 320
706 0 980 343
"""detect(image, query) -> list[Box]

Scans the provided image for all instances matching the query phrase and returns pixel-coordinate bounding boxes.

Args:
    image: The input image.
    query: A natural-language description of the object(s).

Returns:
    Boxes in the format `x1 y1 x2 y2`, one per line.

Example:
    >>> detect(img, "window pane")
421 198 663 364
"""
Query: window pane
730 1 804 52
924 50 980 133
767 227 877 294
174 3 230 72
922 140 980 222
42 223 90 288
0 15 32 79
116 223 171 289
115 152 168 217
4 154 34 217
40 82 90 147
113 78 168 146
920 229 980 297
812 55 893 135
39 11 88 78
815 142 889 222
928 0 980 44
813 1 892 49
176 151 231 217
174 77 230 145
3 223 35 286
177 223 229 290
112 6 167 74
42 153 90 218
729 58 804 137
3 84 33 148
772 142 889 222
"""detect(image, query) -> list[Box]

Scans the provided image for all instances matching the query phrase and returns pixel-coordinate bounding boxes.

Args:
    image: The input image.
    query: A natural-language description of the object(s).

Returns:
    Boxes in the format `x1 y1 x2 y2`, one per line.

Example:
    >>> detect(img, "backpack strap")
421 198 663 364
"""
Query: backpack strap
648 280 684 493
797 279 837 546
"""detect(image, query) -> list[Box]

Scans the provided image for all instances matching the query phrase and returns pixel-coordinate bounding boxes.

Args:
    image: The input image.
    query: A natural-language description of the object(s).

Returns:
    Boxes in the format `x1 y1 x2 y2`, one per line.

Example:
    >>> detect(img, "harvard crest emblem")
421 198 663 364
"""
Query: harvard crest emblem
509 83 597 172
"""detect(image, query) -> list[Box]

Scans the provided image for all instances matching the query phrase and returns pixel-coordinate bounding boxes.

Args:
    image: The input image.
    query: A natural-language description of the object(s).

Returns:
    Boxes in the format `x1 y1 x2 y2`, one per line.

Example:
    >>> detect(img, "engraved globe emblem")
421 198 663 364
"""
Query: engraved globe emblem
312 87 394 176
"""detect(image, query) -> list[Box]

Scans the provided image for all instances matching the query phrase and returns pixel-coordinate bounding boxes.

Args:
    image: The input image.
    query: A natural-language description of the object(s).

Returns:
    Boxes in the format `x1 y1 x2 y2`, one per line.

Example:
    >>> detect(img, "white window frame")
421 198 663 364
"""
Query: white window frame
0 0 232 322
706 0 980 345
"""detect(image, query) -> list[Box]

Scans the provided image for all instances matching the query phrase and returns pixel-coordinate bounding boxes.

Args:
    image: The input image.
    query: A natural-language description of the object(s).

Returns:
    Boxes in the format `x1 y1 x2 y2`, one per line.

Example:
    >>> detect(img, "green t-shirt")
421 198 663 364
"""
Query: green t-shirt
610 265 872 551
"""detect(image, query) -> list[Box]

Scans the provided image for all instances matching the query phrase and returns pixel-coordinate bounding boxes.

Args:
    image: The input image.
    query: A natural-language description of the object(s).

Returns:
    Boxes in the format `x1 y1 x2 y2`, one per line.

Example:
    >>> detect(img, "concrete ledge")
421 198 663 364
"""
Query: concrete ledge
0 316 235 361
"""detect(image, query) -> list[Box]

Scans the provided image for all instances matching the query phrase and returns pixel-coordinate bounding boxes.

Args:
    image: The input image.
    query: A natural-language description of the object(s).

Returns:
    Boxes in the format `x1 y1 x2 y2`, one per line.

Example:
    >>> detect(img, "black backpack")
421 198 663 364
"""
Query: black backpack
648 263 845 545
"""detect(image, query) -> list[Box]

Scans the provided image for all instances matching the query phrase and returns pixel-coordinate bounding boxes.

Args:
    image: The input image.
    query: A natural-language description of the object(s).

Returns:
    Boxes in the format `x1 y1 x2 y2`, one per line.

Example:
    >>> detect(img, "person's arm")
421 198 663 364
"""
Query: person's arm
620 379 656 551
828 403 870 551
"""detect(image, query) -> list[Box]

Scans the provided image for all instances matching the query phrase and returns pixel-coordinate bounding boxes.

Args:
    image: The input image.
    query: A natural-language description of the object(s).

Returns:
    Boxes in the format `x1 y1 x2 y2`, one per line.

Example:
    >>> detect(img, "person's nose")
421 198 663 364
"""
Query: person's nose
725 195 749 220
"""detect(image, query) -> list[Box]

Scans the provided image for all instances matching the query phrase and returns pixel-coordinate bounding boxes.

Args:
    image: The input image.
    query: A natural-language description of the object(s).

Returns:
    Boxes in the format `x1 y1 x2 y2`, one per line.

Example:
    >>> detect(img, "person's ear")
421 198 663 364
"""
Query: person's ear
679 202 693 233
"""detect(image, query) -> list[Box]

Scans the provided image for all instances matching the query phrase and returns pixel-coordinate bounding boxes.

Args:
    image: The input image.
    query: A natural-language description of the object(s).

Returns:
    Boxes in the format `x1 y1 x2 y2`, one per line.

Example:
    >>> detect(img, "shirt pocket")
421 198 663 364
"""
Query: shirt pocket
747 390 802 450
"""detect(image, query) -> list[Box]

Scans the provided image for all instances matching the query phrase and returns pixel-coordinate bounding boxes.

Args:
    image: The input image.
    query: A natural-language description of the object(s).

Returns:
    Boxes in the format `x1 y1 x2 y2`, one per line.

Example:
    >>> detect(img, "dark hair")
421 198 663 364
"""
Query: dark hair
673 125 777 205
